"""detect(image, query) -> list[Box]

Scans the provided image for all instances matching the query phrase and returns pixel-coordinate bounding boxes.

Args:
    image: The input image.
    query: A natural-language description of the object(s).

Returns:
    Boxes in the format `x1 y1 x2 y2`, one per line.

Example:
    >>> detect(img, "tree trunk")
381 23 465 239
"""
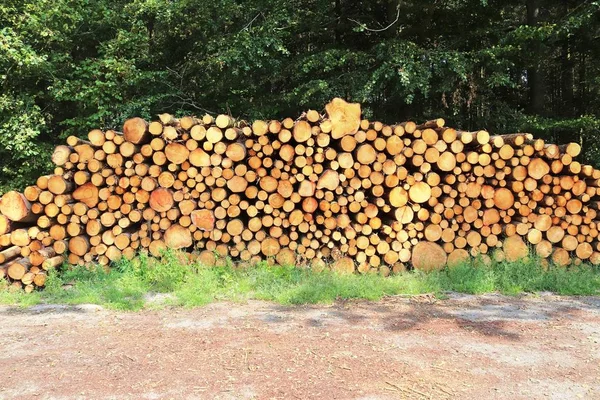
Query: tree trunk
527 0 545 115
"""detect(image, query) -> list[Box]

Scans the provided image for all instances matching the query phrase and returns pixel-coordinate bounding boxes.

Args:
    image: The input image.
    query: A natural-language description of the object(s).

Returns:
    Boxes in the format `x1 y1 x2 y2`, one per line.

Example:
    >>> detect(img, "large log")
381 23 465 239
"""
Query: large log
72 183 99 208
0 191 36 222
164 224 193 249
325 98 361 139
123 117 149 144
503 236 529 262
191 210 215 231
411 241 447 272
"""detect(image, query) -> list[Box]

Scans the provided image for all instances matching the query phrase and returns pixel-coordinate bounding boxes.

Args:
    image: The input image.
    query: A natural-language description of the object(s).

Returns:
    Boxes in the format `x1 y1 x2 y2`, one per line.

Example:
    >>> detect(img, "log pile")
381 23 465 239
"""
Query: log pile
1 98 598 291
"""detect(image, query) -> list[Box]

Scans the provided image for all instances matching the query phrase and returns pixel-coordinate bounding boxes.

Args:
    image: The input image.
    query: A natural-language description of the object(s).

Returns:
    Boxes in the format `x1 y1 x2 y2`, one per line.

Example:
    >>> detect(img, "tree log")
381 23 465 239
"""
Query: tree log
0 191 36 222
164 224 193 249
123 117 149 144
326 98 361 139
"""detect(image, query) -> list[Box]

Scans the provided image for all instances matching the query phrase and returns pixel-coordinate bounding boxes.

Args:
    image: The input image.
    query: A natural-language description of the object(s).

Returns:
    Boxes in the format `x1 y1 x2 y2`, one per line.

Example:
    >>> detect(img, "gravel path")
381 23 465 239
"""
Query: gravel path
1 293 599 399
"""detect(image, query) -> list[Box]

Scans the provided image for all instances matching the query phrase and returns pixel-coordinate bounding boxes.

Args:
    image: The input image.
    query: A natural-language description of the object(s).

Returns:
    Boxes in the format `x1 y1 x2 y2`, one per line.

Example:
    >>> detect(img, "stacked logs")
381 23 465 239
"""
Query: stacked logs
1 98 599 291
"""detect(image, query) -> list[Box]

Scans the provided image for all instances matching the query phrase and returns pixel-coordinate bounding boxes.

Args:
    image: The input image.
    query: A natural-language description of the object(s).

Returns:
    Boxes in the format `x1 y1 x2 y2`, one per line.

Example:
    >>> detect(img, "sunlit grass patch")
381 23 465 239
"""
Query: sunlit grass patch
1 250 599 310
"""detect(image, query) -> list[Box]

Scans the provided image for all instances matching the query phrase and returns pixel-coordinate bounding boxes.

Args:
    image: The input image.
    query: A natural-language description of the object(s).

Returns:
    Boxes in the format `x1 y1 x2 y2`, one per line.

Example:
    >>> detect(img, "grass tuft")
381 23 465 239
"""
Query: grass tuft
1 250 599 310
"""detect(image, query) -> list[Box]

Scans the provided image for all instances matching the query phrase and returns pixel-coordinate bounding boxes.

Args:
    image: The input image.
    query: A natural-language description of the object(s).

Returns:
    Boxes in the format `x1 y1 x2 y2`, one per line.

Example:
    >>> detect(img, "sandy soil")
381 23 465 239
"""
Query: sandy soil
1 293 599 399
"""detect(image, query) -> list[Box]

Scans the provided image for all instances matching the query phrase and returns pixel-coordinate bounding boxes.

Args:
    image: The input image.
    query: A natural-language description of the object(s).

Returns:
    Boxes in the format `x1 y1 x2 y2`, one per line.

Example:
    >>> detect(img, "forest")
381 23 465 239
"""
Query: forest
1 0 599 193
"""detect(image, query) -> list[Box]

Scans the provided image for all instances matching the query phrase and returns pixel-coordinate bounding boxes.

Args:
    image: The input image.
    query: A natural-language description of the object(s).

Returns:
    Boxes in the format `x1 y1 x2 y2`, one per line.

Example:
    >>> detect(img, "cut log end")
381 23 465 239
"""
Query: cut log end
0 191 35 222
411 242 447 272
325 98 361 139
123 117 149 144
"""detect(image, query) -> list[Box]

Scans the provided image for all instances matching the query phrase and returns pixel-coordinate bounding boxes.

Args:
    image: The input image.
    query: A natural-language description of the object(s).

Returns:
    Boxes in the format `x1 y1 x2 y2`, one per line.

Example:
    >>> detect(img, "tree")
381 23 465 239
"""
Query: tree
1 0 599 193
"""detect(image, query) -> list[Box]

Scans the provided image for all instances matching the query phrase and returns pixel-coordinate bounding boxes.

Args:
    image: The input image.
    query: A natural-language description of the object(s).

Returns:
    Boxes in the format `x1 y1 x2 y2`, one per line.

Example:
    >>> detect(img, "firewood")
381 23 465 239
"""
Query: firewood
4 98 600 292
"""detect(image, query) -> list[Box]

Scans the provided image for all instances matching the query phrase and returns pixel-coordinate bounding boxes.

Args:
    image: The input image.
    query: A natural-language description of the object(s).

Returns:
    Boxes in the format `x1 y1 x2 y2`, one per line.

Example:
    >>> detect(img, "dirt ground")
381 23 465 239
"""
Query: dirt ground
1 293 599 400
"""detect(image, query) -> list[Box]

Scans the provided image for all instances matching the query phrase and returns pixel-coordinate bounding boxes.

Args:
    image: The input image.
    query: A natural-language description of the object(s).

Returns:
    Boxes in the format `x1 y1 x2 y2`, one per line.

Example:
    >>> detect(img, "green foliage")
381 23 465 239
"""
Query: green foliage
114 251 192 292
0 279 42 306
41 263 147 310
434 263 497 294
1 0 599 191
1 250 599 310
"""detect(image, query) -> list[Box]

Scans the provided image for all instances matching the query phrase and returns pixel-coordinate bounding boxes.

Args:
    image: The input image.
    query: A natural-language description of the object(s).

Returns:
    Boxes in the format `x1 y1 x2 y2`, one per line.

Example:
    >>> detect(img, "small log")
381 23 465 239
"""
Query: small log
215 114 235 129
575 242 593 260
30 247 56 267
528 158 550 180
275 248 297 266
198 250 216 266
226 143 246 162
42 256 64 270
447 249 470 267
48 175 74 195
389 187 409 207
293 120 312 143
546 226 565 244
535 240 553 258
552 248 570 267
227 176 249 193
69 236 90 257
52 145 72 166
409 182 432 204
493 188 514 210
33 272 47 287
558 142 581 158
165 143 190 164
0 246 21 264
0 215 10 235
357 144 377 164
261 237 281 257
316 170 340 190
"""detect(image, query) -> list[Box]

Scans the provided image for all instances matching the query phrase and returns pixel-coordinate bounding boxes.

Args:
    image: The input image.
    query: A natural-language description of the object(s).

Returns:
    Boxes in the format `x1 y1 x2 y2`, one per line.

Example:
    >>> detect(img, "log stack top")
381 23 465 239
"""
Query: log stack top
1 97 599 292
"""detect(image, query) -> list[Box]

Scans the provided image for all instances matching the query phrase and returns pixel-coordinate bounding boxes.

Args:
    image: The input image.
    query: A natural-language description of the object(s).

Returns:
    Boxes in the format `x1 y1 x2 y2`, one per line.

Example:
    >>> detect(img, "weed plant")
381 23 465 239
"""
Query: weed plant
1 250 599 310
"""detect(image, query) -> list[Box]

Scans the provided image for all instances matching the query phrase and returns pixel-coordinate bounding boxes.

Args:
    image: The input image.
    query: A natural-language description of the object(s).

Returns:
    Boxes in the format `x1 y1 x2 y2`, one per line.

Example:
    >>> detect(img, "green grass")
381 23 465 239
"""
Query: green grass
1 250 599 310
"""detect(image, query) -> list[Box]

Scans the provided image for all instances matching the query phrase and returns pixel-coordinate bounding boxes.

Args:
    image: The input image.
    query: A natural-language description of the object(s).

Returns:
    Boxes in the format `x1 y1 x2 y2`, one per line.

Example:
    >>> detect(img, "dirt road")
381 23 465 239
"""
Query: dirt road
1 293 599 399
